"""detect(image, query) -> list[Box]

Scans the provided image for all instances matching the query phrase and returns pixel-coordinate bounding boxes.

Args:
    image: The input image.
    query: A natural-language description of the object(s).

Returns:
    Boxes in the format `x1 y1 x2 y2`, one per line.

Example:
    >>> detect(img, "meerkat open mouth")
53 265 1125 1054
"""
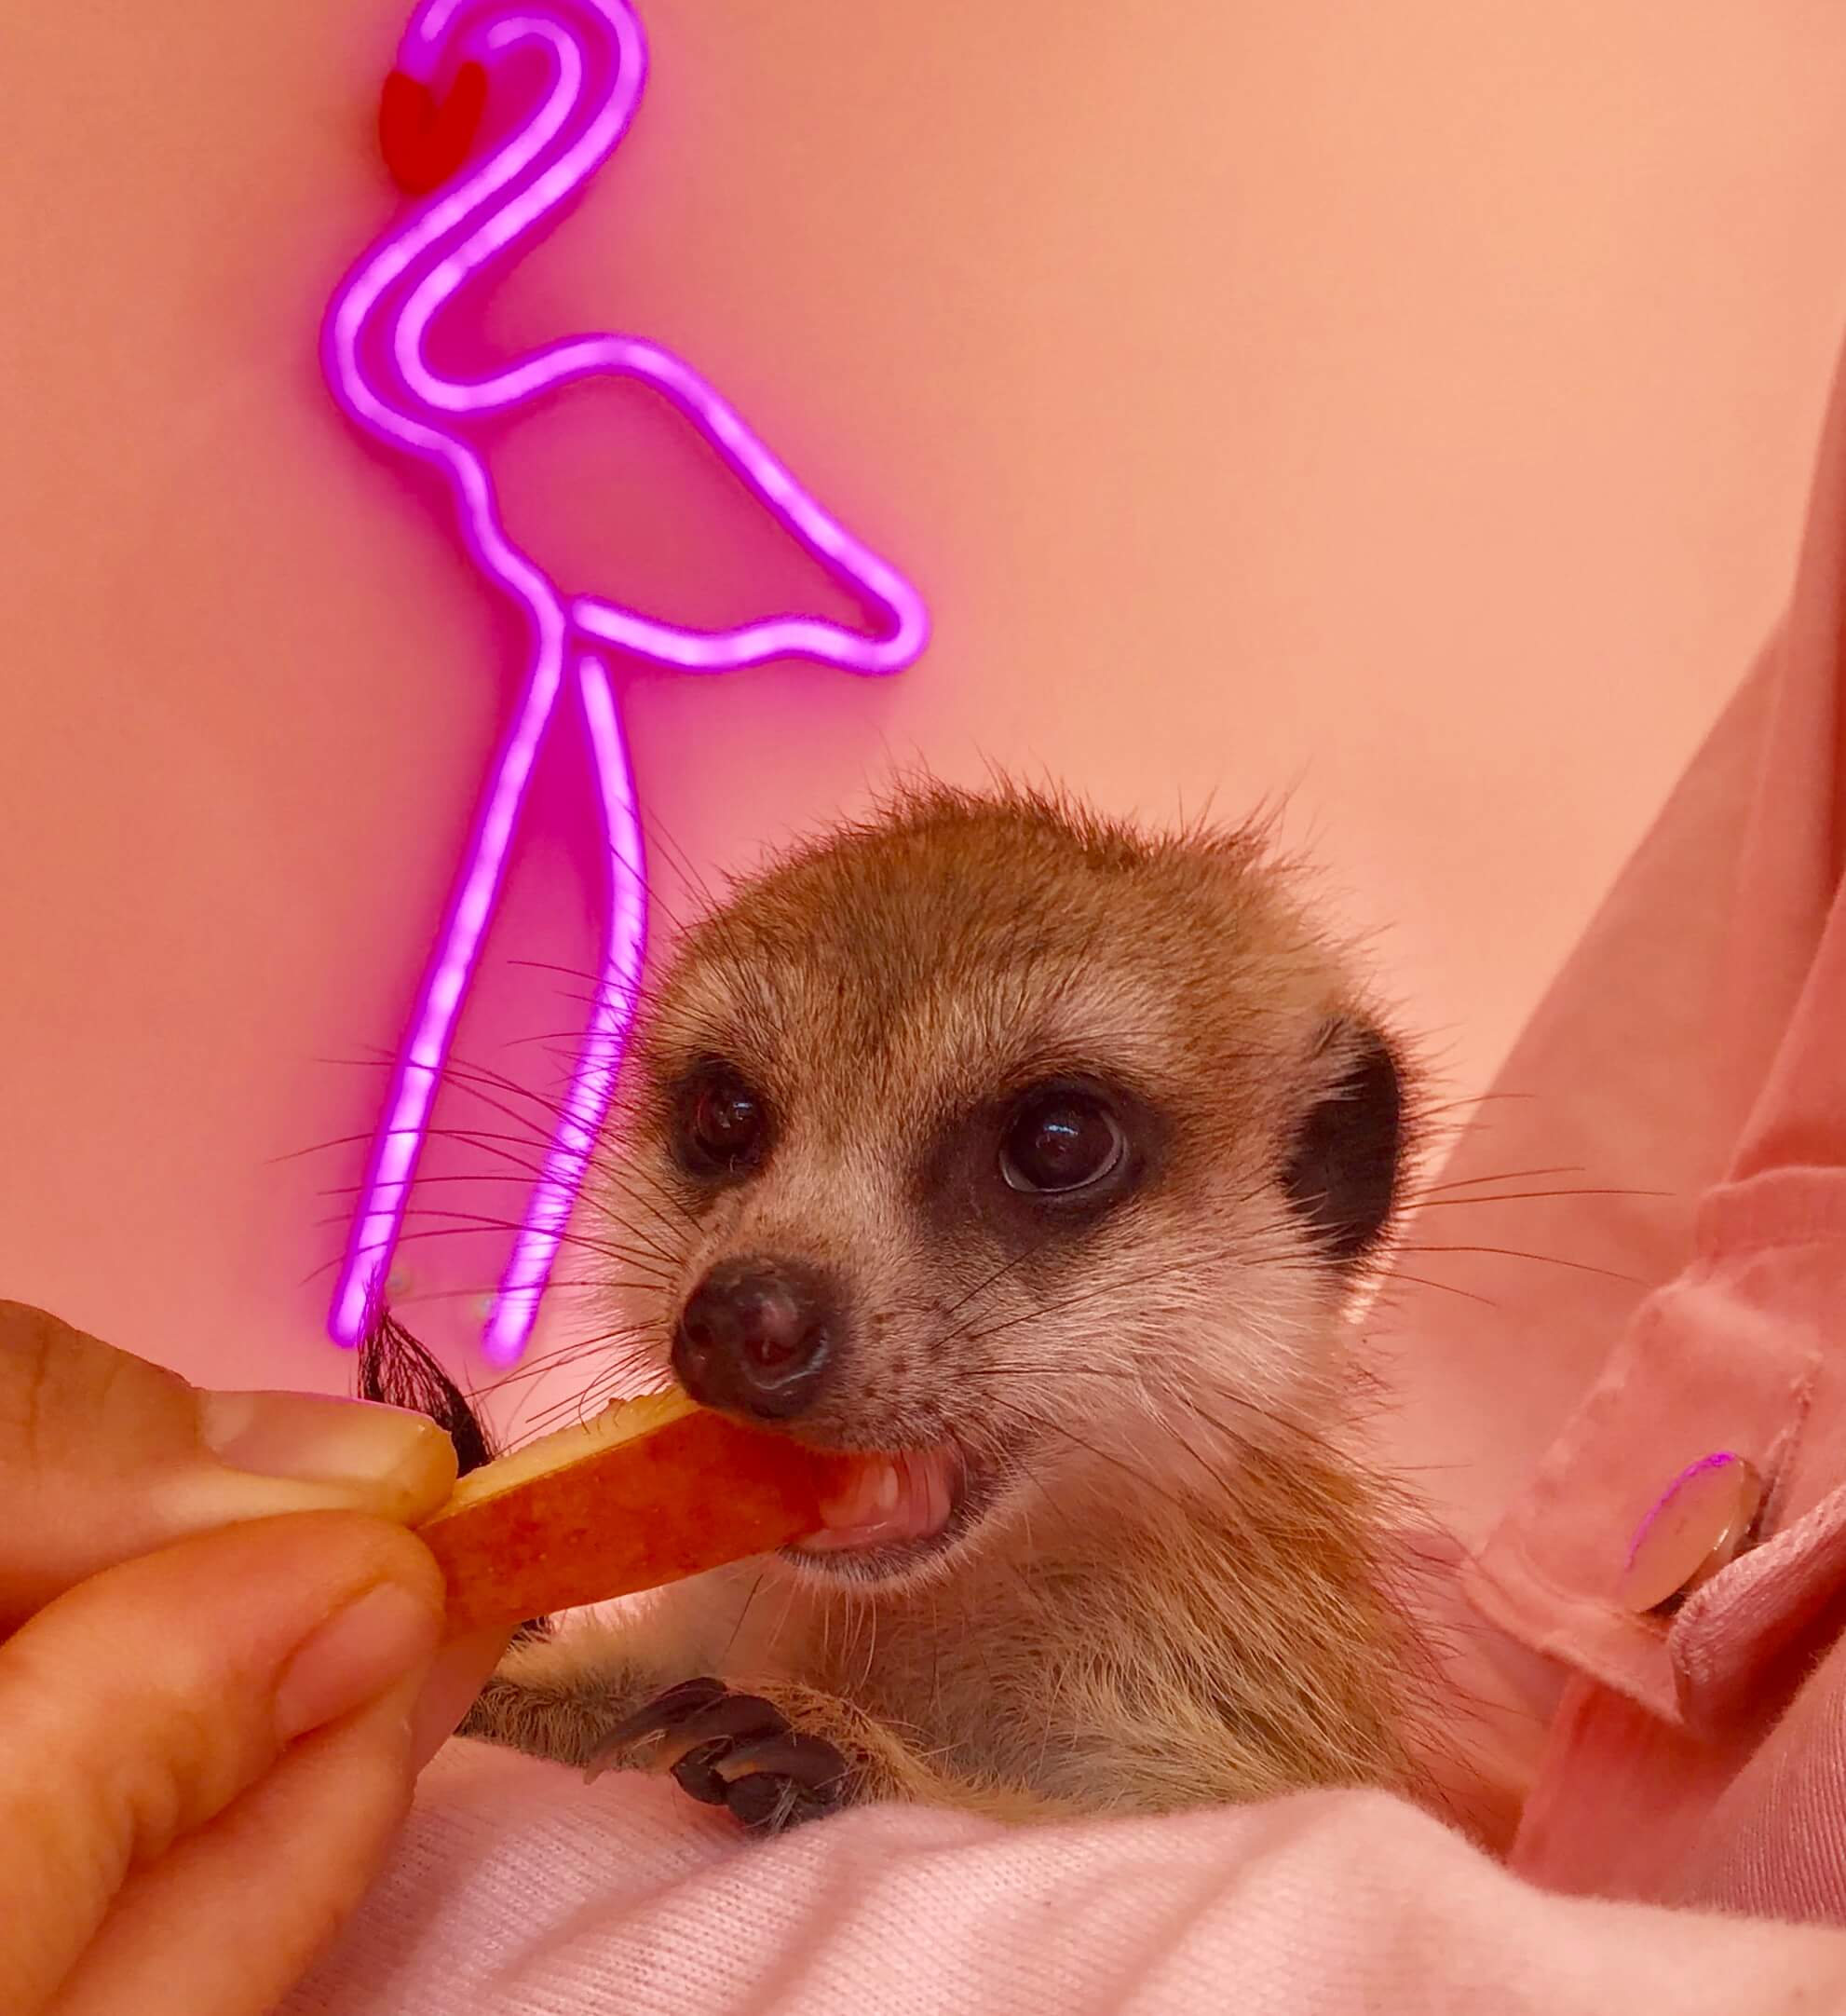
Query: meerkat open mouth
787 1447 963 1567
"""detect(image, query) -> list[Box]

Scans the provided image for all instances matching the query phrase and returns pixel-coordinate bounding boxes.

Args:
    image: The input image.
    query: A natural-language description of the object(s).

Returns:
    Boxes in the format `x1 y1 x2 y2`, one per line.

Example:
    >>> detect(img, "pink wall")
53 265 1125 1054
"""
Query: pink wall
5 1 1846 1398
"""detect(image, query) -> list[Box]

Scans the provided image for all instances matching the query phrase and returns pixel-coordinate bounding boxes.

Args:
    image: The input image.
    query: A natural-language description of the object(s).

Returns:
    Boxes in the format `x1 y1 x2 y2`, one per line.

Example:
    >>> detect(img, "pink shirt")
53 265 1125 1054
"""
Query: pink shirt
284 346 1846 2014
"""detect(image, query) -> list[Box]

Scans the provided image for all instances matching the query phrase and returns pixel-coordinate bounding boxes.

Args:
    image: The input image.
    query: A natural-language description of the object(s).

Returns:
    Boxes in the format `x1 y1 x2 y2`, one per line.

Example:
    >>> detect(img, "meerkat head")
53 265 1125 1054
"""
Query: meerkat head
596 783 1412 1591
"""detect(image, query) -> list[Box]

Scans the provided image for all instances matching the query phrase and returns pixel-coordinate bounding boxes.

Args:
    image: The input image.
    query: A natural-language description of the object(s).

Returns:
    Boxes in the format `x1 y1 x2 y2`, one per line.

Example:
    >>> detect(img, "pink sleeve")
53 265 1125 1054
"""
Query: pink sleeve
282 1744 1846 2015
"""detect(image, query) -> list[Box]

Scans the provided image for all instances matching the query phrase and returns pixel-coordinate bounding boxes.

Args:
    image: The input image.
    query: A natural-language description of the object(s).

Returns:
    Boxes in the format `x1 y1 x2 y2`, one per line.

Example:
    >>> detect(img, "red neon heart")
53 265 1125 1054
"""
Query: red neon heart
379 61 488 196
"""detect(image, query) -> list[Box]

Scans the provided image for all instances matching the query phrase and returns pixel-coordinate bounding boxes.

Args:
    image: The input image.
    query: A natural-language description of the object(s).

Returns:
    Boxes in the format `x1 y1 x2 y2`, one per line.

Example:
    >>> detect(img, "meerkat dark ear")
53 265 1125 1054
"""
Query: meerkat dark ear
1281 1022 1404 1263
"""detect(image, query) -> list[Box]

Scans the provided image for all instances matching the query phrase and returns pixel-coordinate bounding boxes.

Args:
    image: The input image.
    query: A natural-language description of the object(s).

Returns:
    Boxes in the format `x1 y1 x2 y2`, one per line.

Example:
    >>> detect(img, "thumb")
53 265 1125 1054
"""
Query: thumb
0 1301 457 1618
0 1512 445 2015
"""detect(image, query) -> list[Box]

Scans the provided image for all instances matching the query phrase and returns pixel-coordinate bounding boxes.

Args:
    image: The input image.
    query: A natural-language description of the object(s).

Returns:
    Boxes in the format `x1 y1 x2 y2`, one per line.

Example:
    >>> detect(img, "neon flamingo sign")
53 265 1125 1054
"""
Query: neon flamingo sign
322 0 928 1363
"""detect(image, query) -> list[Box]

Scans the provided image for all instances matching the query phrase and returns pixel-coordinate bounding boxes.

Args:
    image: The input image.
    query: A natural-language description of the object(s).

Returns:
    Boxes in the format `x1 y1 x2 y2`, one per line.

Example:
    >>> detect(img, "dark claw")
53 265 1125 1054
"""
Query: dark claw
601 1675 728 1749
724 1771 832 1832
660 1693 790 1752
714 1732 850 1797
670 1740 738 1806
591 1680 850 1832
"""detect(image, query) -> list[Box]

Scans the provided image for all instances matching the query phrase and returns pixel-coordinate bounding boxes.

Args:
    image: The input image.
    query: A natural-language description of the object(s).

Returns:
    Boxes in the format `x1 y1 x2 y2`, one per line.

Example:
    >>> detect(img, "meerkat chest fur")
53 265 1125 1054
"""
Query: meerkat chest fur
468 783 1438 1821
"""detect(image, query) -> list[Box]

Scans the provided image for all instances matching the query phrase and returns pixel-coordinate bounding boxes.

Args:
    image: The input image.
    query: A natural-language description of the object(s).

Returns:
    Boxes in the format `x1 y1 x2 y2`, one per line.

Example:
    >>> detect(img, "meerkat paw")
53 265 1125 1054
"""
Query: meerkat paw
587 1677 853 1833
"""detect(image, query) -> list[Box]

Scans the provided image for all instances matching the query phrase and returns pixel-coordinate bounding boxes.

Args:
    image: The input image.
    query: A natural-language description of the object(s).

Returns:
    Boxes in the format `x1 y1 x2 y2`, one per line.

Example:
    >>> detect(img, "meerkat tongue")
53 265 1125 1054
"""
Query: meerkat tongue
798 1449 956 1552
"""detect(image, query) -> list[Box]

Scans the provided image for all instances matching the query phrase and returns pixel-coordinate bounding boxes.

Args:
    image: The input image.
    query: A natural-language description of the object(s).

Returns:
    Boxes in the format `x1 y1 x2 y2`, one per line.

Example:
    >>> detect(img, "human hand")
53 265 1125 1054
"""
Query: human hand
0 1300 506 2016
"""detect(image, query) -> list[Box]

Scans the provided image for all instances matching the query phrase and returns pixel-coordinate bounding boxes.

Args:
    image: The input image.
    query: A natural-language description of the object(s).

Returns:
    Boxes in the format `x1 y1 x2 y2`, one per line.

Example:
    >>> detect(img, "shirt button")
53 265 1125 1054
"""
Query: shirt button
1617 1452 1764 1615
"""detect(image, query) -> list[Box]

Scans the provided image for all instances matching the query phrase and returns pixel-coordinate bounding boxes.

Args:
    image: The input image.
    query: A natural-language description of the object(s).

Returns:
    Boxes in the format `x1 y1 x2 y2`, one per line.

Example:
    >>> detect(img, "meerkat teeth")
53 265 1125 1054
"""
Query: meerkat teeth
804 1451 957 1551
814 1458 901 1536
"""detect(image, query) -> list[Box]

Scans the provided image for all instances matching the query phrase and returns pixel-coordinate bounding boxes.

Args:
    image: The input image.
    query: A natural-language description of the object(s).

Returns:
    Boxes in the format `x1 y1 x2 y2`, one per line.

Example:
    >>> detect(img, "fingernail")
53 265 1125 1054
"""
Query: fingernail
276 1581 443 1742
199 1389 450 1492
407 1627 511 1769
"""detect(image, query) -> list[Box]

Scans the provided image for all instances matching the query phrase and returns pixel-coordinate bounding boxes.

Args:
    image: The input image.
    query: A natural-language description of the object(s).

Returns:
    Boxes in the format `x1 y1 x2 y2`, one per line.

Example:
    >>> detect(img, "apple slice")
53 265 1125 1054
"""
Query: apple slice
416 1388 853 1633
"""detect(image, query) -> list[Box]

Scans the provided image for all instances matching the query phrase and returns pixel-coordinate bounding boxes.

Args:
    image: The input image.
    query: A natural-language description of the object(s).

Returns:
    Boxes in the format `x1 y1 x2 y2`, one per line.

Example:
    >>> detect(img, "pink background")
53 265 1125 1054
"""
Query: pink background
4 0 1846 1399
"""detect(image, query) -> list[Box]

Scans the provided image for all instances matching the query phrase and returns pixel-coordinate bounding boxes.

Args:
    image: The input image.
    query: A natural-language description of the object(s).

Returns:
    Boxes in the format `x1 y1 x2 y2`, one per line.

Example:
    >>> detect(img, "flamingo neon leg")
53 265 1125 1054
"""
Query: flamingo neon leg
328 627 567 1344
482 649 650 1363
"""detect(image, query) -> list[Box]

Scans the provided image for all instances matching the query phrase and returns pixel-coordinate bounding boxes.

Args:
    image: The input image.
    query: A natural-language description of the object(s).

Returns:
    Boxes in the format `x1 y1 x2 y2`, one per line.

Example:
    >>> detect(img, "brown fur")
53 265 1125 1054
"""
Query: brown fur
462 782 1442 1820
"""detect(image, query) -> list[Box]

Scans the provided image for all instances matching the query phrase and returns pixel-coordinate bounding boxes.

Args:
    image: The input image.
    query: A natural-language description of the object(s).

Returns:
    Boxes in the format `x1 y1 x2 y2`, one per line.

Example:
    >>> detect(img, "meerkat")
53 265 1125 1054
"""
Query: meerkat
365 782 1445 1834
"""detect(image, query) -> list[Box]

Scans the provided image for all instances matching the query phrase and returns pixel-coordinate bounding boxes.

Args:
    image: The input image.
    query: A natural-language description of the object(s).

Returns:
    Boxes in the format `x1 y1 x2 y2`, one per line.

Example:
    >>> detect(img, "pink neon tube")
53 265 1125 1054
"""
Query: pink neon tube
320 0 928 1362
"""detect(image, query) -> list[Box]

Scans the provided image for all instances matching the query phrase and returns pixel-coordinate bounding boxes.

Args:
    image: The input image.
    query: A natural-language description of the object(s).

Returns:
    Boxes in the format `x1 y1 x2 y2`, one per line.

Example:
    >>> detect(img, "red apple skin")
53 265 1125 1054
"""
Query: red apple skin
418 1407 857 1633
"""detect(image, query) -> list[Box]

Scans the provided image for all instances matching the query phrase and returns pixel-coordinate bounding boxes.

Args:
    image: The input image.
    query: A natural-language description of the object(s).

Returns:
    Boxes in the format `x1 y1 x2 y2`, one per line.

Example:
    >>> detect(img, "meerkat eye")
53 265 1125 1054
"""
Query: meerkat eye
999 1086 1127 1196
675 1064 771 1178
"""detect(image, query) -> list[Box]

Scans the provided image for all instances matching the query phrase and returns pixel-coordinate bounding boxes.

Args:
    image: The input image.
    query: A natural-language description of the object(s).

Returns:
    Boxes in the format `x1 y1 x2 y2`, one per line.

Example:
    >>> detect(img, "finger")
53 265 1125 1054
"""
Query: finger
46 1678 425 2016
48 1627 512 2016
0 1301 456 1617
408 1625 512 1772
0 1512 444 2014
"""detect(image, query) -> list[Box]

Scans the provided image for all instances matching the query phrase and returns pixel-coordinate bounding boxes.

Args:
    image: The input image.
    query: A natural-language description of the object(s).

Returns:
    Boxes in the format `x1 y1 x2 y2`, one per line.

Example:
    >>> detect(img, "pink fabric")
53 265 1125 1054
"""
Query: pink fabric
283 343 1846 2010
283 1750 1846 2015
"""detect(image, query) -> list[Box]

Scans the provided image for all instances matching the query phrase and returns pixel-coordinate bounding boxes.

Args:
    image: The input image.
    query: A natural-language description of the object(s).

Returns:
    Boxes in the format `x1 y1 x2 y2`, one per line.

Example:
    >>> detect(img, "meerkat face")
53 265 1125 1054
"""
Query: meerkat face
595 786 1410 1591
